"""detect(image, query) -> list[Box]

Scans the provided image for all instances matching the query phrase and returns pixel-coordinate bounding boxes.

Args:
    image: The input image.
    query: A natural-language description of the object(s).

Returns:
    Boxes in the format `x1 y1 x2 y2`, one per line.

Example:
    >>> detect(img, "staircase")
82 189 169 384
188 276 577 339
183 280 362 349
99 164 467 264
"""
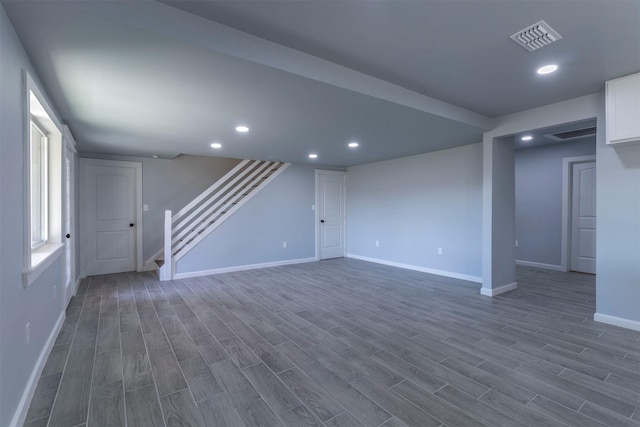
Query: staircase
157 159 289 280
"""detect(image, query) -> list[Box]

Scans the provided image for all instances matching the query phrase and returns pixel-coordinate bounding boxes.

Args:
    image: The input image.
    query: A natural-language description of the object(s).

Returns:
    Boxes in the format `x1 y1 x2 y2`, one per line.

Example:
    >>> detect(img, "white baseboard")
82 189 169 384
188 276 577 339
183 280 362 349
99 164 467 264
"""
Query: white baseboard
516 260 565 272
594 313 640 331
10 311 65 427
66 276 82 307
481 282 518 297
174 257 317 279
74 276 82 296
346 254 482 283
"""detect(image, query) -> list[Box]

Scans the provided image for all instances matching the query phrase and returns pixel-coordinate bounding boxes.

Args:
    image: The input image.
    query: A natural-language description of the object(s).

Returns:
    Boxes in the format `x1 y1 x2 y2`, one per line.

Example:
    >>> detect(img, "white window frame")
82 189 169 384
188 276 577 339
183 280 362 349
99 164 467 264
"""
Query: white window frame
23 71 64 287
30 119 49 249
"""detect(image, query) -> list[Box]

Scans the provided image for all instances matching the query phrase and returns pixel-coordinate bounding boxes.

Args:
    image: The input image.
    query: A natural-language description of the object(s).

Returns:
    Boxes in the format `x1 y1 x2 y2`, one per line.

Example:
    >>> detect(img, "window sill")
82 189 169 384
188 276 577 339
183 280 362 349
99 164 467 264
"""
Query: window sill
23 242 64 288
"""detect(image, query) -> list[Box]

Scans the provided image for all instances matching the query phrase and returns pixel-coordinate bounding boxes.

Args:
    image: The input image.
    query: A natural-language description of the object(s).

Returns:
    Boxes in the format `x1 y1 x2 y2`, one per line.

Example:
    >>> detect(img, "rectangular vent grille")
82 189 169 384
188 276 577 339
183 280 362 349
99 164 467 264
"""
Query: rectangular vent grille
510 20 562 52
548 127 597 141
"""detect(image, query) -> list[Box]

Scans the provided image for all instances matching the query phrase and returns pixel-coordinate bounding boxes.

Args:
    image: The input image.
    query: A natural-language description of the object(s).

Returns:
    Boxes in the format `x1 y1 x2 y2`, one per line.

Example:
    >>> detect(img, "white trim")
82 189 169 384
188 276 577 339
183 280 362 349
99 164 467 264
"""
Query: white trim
594 313 640 331
9 312 65 427
135 161 143 272
515 260 564 272
561 155 596 272
315 170 347 261
173 257 316 279
22 243 64 287
314 172 319 261
346 254 482 283
67 276 82 305
63 125 78 153
481 281 518 297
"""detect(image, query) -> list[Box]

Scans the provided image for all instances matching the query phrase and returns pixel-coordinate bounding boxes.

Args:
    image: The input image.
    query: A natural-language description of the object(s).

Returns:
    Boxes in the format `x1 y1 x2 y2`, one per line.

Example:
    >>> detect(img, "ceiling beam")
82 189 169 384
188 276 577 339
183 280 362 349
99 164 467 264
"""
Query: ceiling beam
79 0 493 130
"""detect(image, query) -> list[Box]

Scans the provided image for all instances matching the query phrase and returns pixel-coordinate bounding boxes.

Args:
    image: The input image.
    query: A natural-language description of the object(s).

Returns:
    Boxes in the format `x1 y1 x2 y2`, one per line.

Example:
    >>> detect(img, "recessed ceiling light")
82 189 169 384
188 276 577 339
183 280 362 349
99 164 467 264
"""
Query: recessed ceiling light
235 125 249 133
348 141 359 148
152 155 158 158
308 153 318 159
537 64 558 75
210 143 222 149
521 135 533 141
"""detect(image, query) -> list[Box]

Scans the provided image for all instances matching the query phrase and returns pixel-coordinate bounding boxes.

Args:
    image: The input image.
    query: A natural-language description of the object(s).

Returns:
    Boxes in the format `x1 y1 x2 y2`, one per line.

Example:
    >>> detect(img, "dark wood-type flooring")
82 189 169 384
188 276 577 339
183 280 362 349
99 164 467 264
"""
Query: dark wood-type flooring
24 259 640 426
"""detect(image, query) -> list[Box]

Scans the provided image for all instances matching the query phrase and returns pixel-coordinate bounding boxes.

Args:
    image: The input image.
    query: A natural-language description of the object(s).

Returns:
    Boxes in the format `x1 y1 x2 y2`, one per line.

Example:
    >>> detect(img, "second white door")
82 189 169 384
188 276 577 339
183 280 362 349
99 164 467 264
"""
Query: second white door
81 159 140 276
64 142 76 305
318 171 346 260
571 161 596 274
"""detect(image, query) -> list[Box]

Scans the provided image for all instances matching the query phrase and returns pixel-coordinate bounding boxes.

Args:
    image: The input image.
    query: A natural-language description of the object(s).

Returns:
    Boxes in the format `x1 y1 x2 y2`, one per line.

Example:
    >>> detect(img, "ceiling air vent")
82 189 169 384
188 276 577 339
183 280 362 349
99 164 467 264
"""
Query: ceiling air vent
510 20 562 52
547 127 597 141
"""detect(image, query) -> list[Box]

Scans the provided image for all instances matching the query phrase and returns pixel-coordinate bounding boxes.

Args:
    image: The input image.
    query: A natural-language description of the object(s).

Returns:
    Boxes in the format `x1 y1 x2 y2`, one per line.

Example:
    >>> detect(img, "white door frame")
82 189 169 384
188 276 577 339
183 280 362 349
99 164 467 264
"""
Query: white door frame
80 158 143 277
63 128 77 305
315 170 347 260
561 155 596 272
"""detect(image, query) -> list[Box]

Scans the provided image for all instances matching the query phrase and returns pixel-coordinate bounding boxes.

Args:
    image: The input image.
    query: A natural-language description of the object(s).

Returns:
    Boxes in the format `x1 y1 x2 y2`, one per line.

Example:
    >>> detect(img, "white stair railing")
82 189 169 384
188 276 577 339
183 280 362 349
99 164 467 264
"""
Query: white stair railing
159 210 172 281
172 159 251 231
172 161 271 246
158 159 289 280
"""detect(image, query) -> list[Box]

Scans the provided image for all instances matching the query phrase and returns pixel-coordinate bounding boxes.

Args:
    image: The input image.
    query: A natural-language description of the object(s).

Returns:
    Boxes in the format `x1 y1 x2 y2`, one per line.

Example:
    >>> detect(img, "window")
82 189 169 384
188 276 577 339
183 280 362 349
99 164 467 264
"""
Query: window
30 120 48 248
24 72 64 287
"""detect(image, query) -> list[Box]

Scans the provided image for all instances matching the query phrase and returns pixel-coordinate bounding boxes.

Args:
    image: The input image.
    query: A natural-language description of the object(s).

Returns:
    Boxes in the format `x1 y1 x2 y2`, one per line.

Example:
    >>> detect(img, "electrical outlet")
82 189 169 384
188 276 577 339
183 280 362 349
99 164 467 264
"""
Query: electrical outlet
25 322 31 346
53 285 57 300
437 247 443 255
282 241 288 249
515 240 519 247
375 240 380 247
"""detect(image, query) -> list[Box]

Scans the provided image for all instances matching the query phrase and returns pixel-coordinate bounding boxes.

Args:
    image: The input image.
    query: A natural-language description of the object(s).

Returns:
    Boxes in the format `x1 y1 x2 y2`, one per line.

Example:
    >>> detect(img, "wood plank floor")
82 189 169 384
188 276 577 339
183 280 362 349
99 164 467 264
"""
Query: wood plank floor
24 259 640 427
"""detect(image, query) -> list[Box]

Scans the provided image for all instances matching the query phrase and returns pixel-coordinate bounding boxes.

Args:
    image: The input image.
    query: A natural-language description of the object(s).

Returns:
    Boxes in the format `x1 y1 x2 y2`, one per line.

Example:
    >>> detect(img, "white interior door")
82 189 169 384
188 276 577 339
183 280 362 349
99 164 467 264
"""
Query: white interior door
64 143 76 304
318 171 346 260
81 159 140 276
571 161 596 274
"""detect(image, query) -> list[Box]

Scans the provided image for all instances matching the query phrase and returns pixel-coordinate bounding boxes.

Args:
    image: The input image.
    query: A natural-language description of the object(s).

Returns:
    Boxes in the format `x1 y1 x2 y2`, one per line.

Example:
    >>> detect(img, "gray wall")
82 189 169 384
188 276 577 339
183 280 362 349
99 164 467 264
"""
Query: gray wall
177 163 316 273
515 139 596 266
0 7 67 426
596 128 640 324
346 143 483 280
80 154 240 264
485 137 517 292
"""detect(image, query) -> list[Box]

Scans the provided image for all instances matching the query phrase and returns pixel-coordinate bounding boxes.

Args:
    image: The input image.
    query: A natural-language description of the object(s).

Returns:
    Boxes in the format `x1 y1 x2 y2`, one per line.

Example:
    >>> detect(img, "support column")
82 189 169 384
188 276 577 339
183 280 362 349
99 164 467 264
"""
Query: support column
482 134 517 296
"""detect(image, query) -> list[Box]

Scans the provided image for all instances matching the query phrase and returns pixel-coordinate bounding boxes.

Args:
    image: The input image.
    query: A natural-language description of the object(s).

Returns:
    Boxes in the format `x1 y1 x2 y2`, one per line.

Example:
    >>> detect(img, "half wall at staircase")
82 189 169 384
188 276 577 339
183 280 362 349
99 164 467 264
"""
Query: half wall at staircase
176 164 316 276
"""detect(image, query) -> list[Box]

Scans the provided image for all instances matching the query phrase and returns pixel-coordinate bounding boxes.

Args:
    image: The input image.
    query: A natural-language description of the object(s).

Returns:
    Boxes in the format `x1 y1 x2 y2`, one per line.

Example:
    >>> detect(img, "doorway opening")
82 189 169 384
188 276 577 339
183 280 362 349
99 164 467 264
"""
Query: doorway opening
512 119 597 275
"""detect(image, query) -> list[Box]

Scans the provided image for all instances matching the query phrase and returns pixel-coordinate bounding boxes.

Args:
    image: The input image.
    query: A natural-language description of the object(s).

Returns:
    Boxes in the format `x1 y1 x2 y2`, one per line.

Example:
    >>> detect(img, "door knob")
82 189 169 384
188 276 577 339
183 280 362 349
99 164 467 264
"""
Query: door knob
130 223 134 227
320 220 325 223
65 234 71 239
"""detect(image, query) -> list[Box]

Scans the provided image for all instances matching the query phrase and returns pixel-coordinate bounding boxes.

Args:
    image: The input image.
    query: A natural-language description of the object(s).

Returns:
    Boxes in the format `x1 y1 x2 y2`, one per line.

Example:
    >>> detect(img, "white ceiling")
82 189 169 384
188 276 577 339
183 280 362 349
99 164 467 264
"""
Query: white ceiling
3 0 639 167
